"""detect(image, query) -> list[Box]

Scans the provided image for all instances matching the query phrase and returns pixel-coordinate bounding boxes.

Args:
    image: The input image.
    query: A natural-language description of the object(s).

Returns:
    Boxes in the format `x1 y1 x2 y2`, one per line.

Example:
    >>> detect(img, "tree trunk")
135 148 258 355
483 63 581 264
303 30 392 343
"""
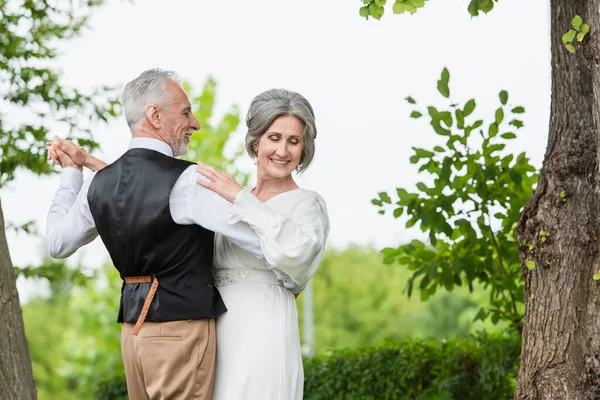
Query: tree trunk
0 195 37 399
516 1 600 398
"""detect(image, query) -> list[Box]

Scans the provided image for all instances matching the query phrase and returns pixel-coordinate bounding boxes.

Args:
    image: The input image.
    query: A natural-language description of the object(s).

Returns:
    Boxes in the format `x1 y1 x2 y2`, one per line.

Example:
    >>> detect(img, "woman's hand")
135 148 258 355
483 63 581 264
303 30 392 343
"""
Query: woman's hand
47 137 82 172
195 162 244 203
46 137 108 172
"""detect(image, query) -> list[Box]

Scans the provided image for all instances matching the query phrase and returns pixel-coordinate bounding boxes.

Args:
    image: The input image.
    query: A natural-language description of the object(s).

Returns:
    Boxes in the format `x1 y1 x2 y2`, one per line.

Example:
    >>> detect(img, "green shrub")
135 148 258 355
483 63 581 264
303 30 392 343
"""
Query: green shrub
94 333 519 400
303 333 519 400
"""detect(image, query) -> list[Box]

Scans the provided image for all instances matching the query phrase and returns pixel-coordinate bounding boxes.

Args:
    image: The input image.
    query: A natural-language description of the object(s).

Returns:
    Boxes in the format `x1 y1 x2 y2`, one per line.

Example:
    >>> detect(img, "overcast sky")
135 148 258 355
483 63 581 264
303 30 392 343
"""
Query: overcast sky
3 0 551 299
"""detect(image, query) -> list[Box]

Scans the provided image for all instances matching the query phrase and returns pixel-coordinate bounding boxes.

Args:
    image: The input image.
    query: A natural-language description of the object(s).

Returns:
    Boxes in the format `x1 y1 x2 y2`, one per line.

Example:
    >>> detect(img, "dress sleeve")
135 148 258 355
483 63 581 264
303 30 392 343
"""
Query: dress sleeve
229 188 329 293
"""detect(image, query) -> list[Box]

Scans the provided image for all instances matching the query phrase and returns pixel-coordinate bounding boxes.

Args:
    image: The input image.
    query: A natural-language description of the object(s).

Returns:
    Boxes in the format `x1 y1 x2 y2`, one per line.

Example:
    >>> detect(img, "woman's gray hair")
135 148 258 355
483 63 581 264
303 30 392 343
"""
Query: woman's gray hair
245 89 317 173
122 69 180 132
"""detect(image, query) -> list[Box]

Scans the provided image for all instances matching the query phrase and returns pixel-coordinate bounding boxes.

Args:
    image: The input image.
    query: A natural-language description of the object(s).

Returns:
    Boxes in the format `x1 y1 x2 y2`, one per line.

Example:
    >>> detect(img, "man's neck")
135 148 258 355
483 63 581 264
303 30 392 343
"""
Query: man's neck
132 127 172 150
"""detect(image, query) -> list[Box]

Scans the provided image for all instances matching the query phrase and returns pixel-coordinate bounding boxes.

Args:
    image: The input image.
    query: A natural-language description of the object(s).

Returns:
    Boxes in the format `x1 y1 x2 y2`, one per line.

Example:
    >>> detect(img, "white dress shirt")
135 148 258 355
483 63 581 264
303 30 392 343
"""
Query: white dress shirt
45 137 263 259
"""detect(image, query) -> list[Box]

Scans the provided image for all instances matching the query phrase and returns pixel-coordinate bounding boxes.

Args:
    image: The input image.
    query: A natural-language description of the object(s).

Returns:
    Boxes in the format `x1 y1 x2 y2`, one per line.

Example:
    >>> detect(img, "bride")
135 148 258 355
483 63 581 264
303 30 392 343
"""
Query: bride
196 88 329 399
49 88 329 399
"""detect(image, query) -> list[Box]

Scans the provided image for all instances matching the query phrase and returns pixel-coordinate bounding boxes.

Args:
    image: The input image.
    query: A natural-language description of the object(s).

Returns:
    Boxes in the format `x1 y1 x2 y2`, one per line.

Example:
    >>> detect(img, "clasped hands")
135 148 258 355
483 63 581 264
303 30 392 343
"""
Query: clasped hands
46 137 244 203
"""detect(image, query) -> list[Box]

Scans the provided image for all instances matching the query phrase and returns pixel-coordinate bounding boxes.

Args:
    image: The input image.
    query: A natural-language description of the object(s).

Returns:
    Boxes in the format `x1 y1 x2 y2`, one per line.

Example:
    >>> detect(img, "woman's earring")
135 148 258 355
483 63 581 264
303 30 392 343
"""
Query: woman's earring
253 150 258 165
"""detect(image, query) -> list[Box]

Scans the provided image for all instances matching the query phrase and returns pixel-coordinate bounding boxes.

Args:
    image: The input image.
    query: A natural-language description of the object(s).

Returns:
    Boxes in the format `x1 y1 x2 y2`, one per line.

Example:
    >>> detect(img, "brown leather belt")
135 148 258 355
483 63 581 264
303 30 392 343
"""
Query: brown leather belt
124 275 159 336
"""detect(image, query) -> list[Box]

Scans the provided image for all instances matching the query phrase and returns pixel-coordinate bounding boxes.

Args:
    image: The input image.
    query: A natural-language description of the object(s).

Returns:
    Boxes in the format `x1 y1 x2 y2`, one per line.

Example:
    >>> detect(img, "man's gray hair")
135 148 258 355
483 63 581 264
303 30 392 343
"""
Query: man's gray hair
122 69 181 132
245 89 317 173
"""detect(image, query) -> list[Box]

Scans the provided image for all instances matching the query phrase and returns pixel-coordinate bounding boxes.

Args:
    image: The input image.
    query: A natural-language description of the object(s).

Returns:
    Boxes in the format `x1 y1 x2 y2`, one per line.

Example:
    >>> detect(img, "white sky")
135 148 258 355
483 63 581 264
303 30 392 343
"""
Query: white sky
3 0 551 299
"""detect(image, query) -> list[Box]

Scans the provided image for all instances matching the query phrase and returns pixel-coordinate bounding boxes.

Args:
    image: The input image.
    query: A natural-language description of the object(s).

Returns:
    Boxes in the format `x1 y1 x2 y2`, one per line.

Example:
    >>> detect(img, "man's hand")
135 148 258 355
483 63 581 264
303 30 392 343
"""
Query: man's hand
47 137 88 167
47 137 83 172
46 137 107 172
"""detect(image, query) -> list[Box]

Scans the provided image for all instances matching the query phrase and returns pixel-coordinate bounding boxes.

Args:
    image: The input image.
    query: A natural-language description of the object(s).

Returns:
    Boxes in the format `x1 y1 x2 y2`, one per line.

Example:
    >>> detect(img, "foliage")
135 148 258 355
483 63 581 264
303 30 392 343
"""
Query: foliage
371 69 538 333
15 257 94 294
24 248 506 398
0 0 120 189
23 264 122 400
299 247 507 353
358 0 499 20
94 332 520 400
562 15 590 53
303 332 520 400
183 78 250 186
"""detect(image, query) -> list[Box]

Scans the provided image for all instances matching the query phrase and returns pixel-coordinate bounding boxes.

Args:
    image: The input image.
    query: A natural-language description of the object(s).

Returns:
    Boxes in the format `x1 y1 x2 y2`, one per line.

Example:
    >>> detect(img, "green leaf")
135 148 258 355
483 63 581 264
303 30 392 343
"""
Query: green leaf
359 6 370 18
488 123 498 138
369 2 385 19
416 182 428 192
437 68 451 98
511 106 525 114
473 307 487 322
463 99 476 117
478 0 493 13
410 111 423 119
440 67 450 85
526 260 536 270
593 272 600 281
433 146 445 152
393 1 417 14
572 15 583 30
510 119 524 129
491 312 500 324
374 0 387 6
393 208 404 218
437 81 450 98
581 23 590 35
381 247 398 257
495 108 504 125
409 0 426 7
501 132 517 139
414 147 435 159
562 30 576 43
499 90 508 105
406 96 416 104
440 112 453 127
577 32 585 42
565 43 577 53
467 0 479 16
372 199 383 206
378 210 385 215
432 123 451 136
455 109 465 129
380 192 392 204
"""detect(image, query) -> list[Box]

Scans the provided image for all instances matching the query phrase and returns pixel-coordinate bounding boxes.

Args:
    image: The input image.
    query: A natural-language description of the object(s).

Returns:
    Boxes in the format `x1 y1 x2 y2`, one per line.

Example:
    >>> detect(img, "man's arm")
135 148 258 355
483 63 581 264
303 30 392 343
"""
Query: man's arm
170 165 263 258
45 168 99 258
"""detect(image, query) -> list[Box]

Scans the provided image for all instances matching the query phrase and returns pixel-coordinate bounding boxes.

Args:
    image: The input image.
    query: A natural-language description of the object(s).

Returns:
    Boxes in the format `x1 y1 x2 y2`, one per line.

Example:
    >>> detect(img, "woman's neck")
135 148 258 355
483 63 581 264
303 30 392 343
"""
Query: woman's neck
253 174 298 202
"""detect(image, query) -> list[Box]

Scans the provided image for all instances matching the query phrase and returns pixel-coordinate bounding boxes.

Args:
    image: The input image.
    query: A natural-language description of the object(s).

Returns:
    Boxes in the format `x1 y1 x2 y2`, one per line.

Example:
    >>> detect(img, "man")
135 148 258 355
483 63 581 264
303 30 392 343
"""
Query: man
45 69 262 400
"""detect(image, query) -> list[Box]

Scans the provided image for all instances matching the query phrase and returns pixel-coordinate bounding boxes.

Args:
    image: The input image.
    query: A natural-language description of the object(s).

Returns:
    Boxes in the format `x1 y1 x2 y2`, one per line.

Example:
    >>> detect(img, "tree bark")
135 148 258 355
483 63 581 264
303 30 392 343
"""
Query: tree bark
0 195 37 399
516 1 600 398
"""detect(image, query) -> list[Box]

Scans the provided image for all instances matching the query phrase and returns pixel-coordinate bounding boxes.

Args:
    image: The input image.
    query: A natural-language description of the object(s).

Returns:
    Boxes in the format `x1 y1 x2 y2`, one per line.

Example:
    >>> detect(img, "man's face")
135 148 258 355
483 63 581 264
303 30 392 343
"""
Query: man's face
160 81 200 157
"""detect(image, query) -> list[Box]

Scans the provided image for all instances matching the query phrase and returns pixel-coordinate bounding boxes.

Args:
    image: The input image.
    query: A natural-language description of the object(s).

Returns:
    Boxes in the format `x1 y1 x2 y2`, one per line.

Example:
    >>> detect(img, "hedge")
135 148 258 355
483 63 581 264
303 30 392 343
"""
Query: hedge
95 333 520 399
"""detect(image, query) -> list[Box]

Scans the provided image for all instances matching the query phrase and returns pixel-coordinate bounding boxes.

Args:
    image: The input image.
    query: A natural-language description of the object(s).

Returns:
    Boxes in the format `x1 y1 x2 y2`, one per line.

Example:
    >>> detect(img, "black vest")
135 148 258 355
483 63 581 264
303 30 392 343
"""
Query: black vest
87 148 226 323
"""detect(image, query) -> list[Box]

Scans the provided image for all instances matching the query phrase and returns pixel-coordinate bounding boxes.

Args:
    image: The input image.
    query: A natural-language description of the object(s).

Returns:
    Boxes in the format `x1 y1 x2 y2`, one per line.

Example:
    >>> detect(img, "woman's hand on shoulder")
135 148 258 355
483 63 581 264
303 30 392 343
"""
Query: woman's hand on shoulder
195 162 244 203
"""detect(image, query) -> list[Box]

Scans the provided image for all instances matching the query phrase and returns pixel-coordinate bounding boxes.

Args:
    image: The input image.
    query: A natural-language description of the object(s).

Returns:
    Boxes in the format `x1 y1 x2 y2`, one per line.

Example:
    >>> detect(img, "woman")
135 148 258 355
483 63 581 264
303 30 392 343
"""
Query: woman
48 88 329 399
196 89 329 399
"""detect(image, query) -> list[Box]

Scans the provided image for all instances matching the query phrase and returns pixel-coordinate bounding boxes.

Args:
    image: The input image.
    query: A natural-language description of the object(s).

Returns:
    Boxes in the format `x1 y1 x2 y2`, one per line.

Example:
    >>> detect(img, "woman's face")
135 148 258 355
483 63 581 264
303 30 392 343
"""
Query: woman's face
255 115 304 180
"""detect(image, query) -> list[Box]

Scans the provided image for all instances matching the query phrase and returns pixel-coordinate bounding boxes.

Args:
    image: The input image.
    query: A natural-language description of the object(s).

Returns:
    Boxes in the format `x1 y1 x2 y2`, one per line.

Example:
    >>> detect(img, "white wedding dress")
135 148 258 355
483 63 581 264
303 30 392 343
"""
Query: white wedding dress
211 187 329 400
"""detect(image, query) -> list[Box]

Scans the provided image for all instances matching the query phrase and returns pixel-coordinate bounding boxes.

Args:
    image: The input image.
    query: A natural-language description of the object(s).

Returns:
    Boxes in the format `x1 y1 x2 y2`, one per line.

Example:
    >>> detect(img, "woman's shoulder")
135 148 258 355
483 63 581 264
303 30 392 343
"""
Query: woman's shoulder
288 188 328 215
291 188 325 203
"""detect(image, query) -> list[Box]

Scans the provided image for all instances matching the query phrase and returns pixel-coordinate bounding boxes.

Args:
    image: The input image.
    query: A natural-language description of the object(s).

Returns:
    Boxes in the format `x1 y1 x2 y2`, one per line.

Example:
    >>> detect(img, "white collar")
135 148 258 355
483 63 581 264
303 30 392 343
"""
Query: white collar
128 137 173 157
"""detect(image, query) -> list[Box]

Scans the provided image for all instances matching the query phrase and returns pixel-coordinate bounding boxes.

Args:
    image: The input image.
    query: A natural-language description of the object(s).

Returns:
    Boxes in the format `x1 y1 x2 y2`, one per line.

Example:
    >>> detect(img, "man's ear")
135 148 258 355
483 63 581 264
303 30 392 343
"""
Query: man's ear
145 104 162 129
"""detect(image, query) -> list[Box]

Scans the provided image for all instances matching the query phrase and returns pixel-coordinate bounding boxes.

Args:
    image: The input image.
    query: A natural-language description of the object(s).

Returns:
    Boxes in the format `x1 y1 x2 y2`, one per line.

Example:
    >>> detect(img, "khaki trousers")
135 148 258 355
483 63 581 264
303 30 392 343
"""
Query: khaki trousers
121 319 216 400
